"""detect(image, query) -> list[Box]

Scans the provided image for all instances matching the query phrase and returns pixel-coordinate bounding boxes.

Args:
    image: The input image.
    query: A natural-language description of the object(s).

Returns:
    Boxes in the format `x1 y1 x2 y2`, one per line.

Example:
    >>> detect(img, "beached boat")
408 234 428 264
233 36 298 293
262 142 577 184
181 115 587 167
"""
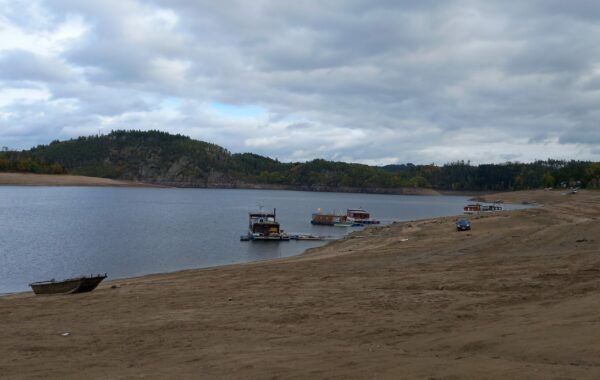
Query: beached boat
346 208 380 225
29 274 107 295
241 209 290 241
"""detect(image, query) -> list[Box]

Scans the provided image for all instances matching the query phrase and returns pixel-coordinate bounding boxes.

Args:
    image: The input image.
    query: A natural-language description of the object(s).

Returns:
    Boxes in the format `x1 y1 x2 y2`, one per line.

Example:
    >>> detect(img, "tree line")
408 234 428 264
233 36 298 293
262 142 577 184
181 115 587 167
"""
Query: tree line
2 130 600 191
382 160 600 191
0 152 66 174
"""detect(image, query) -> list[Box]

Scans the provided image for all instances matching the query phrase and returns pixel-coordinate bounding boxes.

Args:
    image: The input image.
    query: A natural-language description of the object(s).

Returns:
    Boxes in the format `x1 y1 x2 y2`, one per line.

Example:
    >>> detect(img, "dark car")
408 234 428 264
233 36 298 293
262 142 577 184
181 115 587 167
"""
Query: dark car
456 218 471 231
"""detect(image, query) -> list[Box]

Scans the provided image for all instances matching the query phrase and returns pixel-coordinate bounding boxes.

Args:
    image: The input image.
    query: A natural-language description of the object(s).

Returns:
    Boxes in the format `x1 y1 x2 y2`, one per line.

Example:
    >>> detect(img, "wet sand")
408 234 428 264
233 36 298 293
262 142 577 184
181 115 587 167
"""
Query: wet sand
1 189 599 379
0 172 152 187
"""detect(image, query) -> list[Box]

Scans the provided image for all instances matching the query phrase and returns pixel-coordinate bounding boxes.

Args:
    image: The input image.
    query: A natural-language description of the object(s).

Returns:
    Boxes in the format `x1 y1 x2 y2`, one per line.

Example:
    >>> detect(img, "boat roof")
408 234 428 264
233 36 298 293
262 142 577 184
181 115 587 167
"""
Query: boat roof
251 222 279 226
249 212 276 217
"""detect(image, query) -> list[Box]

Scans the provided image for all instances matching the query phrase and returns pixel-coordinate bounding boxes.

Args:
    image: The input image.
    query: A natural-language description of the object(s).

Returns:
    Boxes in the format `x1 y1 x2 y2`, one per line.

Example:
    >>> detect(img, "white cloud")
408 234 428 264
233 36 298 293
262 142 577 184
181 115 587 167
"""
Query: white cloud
0 86 50 107
146 57 190 83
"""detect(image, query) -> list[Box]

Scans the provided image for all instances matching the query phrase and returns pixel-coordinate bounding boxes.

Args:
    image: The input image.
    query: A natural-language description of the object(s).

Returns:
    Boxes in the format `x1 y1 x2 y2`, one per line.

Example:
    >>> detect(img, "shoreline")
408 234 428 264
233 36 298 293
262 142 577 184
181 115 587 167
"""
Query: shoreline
2 189 599 378
1 196 488 297
0 218 400 296
1 172 489 196
0 172 156 187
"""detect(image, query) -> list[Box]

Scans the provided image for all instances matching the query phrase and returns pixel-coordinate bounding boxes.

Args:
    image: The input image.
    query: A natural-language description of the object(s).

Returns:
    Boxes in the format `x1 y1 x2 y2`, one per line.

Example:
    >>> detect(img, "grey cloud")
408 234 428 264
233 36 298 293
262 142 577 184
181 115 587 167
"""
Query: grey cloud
65 41 150 83
512 0 600 22
559 124 600 144
499 154 520 161
583 76 600 91
505 35 598 76
2 0 600 163
0 50 74 82
285 122 312 130
49 82 155 116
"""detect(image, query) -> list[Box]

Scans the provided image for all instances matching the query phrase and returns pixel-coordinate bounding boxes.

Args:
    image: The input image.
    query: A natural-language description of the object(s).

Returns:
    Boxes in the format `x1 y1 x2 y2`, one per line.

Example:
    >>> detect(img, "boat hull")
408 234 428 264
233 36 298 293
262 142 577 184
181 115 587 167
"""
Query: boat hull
29 275 107 295
241 233 290 241
359 220 380 225
333 222 353 227
310 220 336 226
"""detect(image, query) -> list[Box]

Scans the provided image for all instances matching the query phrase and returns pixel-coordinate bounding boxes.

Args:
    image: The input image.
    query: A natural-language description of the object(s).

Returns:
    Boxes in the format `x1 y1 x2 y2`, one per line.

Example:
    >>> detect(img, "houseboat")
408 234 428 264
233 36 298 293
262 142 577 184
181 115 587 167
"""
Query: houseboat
241 209 289 241
346 208 381 225
481 204 503 212
311 209 348 226
463 204 481 214
464 203 503 214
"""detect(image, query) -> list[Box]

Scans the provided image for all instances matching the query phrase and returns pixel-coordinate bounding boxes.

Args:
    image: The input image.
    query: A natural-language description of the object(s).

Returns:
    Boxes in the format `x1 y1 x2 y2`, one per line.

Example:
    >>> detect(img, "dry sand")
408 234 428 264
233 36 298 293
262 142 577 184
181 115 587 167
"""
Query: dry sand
1 189 600 379
0 172 152 187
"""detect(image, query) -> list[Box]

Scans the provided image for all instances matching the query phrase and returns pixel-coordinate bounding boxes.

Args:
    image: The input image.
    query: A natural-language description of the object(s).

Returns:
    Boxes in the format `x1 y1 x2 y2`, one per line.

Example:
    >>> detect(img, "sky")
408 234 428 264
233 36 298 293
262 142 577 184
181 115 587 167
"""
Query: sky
1 0 600 165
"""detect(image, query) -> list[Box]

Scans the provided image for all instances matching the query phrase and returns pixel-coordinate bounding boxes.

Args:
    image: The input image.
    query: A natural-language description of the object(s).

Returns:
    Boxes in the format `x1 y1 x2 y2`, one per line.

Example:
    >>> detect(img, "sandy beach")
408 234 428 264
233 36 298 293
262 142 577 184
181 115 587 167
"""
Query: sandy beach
0 173 152 187
1 189 599 379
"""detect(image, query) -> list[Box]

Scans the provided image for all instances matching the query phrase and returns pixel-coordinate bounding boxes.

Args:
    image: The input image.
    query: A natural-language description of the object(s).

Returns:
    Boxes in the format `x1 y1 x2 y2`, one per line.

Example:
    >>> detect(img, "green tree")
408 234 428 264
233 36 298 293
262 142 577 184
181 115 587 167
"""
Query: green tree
541 172 555 188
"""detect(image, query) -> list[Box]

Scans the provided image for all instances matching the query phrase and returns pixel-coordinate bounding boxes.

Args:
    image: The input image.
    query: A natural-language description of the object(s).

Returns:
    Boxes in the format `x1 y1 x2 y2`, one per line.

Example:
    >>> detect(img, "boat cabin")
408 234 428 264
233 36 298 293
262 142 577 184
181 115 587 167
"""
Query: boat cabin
480 204 503 212
311 212 347 225
249 210 281 236
463 204 481 214
347 208 370 220
345 208 381 224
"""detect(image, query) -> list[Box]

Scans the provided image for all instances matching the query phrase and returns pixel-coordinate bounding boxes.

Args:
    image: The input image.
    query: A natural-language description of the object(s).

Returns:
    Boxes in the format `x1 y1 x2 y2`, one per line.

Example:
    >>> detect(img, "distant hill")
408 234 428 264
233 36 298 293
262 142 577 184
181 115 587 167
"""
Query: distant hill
27 130 236 186
3 130 404 191
2 130 600 191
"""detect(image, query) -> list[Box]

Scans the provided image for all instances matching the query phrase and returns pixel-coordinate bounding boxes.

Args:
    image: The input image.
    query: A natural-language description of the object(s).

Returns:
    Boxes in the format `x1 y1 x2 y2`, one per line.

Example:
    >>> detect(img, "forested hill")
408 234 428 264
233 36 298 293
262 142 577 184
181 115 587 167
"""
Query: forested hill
0 130 402 190
1 130 600 191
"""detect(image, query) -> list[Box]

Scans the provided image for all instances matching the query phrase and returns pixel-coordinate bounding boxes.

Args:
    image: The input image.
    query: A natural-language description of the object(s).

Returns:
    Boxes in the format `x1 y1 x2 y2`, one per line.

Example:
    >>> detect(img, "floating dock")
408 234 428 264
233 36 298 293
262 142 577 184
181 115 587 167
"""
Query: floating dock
241 233 331 242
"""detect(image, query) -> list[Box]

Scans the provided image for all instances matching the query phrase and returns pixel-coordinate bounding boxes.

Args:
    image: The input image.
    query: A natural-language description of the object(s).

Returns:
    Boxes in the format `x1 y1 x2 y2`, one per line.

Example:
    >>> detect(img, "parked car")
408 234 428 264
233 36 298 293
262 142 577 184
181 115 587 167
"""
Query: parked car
456 218 471 231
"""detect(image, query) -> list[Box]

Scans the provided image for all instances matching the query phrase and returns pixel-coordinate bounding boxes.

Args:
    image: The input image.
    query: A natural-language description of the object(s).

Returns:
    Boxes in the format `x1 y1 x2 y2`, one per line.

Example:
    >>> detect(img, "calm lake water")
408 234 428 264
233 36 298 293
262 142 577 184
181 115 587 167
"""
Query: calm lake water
0 187 481 294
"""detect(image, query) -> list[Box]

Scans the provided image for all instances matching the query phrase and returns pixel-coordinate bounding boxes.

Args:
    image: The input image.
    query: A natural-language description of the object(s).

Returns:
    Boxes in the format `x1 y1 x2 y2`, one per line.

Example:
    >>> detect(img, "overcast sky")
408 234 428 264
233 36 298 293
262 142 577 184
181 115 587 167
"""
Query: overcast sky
1 1 599 165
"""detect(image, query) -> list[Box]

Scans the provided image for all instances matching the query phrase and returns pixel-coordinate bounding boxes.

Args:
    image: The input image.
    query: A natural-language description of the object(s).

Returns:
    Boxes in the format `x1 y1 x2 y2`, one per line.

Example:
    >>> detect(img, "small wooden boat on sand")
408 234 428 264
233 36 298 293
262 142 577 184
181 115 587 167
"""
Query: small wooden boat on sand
29 274 107 295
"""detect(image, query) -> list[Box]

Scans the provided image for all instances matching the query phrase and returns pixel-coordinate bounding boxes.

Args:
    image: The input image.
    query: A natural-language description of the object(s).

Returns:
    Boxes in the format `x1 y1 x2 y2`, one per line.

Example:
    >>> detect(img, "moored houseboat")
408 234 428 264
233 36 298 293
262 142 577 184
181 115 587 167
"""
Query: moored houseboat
464 203 503 214
346 208 381 225
241 209 289 241
481 204 503 212
311 209 348 226
463 203 481 214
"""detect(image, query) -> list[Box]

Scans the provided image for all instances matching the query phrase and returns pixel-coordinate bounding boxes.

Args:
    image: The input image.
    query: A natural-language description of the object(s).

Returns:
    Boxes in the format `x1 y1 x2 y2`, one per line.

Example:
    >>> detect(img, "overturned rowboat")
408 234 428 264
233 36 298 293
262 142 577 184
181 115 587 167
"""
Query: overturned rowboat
29 274 107 295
